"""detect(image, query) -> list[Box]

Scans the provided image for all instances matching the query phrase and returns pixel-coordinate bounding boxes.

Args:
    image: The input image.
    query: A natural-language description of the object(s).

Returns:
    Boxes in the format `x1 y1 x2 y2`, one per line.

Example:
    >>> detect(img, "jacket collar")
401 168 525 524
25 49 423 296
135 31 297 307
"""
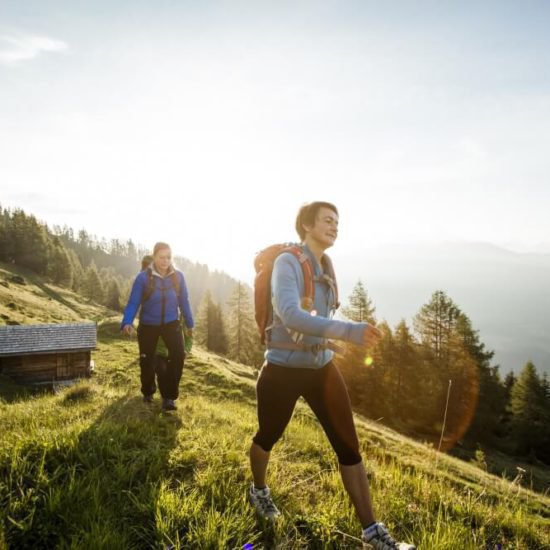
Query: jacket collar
150 264 175 279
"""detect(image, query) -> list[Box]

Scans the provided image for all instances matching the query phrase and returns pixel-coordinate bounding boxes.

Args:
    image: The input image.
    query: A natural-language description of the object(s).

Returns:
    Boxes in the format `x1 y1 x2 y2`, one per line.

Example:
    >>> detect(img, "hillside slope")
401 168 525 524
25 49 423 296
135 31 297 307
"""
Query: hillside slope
0 267 549 548
0 262 113 326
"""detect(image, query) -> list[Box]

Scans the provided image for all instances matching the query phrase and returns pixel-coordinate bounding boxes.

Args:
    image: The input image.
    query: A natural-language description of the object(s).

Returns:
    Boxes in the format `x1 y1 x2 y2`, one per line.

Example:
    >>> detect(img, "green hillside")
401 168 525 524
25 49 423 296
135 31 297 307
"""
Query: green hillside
1 267 549 549
0 262 113 325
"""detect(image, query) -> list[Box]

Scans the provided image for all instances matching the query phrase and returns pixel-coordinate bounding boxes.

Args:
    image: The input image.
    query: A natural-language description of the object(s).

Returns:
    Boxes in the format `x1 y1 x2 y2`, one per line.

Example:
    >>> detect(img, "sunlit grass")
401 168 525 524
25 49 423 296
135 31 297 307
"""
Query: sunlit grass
0 280 549 548
1 338 549 548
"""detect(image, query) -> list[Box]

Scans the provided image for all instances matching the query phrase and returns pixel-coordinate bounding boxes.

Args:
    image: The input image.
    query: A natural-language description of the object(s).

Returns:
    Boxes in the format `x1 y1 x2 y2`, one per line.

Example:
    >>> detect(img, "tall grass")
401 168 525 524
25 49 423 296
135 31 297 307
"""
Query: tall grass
1 340 549 548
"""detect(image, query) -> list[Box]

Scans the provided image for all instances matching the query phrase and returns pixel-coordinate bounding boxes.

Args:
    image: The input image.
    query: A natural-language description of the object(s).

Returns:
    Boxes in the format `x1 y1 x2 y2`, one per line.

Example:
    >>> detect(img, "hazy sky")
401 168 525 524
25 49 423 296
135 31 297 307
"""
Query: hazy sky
1 1 549 282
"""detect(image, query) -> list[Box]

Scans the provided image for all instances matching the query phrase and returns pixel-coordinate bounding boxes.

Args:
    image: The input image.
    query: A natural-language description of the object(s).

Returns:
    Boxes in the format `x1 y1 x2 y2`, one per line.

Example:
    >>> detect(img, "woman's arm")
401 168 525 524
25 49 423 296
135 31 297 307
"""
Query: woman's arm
121 273 145 329
177 272 195 329
272 254 367 344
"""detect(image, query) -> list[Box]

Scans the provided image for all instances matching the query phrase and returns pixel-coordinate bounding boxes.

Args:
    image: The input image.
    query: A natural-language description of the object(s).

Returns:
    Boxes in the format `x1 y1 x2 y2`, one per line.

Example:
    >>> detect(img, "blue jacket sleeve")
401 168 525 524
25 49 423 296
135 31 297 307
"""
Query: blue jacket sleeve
121 273 145 328
178 272 195 329
272 254 367 344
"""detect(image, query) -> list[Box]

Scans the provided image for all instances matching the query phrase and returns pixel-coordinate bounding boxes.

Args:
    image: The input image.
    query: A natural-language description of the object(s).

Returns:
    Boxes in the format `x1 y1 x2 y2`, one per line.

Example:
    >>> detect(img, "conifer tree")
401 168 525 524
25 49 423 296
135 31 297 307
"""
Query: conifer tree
336 282 380 417
510 361 546 456
47 238 73 287
105 278 122 311
67 249 85 292
0 206 14 262
341 280 376 323
83 262 104 303
226 282 262 365
504 370 516 398
391 319 426 418
413 290 460 368
456 313 505 444
196 290 228 354
11 209 49 274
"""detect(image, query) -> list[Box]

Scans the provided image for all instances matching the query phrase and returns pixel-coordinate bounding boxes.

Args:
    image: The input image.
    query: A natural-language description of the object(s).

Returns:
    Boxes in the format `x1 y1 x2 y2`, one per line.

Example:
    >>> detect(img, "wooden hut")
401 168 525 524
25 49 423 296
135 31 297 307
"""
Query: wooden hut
0 323 97 384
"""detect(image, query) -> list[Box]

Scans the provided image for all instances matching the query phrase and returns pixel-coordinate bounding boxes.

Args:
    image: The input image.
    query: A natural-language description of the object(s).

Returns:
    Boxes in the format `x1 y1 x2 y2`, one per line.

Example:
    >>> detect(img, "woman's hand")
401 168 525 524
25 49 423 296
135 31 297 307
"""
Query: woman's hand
122 324 134 336
363 324 382 347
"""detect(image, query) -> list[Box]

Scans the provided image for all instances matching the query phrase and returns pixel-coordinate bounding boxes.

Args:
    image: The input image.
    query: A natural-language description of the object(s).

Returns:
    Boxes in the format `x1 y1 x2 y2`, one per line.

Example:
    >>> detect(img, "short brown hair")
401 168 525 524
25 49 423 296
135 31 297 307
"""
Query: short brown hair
295 202 338 241
153 242 171 256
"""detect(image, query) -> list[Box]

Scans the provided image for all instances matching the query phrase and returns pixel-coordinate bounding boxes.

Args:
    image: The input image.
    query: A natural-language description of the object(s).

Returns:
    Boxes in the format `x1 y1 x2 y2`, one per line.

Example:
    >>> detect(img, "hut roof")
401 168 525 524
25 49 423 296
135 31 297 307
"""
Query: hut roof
0 323 97 357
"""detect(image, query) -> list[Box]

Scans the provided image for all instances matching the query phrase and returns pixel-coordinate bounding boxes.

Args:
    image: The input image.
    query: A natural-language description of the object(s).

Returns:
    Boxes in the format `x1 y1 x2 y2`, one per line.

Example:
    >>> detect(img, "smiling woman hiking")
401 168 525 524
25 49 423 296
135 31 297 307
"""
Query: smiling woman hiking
121 242 194 412
249 202 416 550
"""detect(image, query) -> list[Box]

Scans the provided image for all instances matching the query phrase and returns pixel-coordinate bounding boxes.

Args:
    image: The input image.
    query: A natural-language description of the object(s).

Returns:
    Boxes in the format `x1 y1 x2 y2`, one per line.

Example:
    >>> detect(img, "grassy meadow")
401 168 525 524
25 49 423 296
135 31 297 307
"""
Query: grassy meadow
0 265 549 549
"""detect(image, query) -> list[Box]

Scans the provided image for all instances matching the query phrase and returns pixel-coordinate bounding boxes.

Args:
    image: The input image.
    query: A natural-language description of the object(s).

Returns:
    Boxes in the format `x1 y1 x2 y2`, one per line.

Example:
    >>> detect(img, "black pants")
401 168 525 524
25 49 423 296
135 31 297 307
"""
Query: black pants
253 361 362 466
137 321 185 400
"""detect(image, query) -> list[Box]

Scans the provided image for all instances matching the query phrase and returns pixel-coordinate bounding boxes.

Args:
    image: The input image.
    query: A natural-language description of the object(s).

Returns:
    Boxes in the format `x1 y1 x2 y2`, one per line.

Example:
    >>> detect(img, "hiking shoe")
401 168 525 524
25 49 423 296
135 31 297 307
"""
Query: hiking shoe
249 484 281 520
362 522 416 550
162 398 177 411
143 394 154 404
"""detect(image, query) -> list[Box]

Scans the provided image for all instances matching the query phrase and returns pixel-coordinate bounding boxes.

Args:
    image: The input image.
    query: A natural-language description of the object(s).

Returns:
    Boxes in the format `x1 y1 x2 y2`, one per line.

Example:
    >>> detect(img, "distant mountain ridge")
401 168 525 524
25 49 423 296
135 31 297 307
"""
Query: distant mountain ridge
335 242 550 375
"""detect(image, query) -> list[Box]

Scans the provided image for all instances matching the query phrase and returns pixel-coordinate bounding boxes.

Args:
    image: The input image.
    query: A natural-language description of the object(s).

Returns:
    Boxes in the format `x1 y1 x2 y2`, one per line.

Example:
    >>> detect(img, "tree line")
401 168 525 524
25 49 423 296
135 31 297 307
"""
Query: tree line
336 281 550 465
1 204 548 464
0 205 242 322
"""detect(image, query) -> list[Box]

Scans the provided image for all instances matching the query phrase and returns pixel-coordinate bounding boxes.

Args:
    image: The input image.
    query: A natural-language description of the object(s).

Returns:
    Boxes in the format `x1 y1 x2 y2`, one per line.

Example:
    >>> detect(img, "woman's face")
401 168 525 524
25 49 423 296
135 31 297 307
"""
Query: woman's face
154 247 172 273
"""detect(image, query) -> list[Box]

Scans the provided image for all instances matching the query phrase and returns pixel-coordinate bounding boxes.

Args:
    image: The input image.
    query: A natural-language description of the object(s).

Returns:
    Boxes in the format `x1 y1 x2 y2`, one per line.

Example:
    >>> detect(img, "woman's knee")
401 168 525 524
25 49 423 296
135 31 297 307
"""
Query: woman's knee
252 433 277 453
338 448 362 466
139 352 154 369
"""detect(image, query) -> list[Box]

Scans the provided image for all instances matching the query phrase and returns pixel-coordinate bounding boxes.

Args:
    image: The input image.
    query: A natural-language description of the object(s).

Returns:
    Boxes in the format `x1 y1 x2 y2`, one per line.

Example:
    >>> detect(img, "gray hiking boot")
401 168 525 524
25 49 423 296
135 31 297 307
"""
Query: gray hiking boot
362 522 416 550
249 484 281 520
162 398 177 411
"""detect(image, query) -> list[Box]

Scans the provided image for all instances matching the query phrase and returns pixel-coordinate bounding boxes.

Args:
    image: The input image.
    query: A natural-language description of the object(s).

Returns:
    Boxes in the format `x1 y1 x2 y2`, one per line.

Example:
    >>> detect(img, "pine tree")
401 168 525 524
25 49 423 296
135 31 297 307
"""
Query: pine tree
83 262 104 303
67 249 85 292
504 370 516 398
226 282 263 366
413 290 461 369
456 313 505 445
335 279 378 416
341 280 376 323
47 238 74 287
412 291 461 428
10 209 49 274
539 373 550 462
0 206 14 262
105 278 122 311
196 290 228 354
510 361 546 456
391 319 427 421
412 291 499 448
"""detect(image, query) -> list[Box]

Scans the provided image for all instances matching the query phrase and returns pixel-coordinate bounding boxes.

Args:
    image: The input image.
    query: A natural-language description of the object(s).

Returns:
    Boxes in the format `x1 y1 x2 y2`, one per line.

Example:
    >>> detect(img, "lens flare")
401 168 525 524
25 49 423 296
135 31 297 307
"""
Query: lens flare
364 356 373 366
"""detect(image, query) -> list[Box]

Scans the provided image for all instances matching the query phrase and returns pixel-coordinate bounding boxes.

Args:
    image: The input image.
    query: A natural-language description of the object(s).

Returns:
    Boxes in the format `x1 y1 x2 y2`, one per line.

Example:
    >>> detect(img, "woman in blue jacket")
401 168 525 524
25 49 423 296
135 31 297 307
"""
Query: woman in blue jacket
121 242 194 411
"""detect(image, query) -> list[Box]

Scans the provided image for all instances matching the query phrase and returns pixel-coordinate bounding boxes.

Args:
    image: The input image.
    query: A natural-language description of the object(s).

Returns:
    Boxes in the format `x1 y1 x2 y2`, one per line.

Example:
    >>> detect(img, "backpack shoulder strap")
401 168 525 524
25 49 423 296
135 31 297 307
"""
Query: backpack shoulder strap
141 268 155 305
320 253 340 310
284 245 315 311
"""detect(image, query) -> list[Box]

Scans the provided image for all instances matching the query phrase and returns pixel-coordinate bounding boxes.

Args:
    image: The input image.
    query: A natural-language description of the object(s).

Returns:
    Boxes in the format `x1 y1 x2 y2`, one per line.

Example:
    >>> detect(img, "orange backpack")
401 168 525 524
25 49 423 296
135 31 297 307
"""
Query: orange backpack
253 243 339 345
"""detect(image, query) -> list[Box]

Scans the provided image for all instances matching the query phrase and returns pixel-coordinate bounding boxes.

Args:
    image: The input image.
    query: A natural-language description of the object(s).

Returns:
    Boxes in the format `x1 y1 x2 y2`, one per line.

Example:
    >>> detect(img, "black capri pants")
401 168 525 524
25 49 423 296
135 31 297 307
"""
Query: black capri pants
137 320 185 400
253 361 362 466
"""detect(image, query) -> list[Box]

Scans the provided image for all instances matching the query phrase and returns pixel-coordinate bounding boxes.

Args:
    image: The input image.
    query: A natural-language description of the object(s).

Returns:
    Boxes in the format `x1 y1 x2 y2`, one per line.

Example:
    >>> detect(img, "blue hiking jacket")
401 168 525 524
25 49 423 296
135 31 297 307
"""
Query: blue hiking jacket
121 266 195 329
266 244 368 369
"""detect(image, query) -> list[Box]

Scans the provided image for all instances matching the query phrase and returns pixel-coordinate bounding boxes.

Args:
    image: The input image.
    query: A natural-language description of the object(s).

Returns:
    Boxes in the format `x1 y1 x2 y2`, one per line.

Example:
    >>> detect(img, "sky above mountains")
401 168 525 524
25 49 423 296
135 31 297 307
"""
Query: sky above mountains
2 1 550 282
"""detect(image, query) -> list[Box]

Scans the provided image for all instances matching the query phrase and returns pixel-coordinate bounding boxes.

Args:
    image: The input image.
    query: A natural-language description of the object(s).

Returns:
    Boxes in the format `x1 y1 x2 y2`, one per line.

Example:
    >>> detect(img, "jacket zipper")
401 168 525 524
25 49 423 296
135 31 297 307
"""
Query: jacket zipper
161 278 166 325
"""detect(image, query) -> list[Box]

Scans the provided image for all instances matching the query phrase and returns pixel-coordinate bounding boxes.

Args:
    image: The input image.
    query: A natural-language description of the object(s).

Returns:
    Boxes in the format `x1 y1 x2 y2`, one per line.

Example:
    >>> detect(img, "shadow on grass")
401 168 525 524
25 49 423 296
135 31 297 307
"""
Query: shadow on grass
2 391 183 549
0 374 44 403
22 268 84 317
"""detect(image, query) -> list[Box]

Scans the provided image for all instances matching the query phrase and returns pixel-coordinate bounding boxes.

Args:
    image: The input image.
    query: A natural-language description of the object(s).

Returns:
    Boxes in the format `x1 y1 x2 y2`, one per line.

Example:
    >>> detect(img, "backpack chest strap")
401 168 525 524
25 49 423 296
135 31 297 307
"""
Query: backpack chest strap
266 340 344 355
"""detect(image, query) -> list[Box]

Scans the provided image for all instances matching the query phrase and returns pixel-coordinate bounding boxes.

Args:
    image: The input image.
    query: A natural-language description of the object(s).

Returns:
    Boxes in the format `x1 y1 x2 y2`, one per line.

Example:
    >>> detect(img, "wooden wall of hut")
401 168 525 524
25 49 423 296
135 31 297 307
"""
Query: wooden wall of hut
0 352 91 383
